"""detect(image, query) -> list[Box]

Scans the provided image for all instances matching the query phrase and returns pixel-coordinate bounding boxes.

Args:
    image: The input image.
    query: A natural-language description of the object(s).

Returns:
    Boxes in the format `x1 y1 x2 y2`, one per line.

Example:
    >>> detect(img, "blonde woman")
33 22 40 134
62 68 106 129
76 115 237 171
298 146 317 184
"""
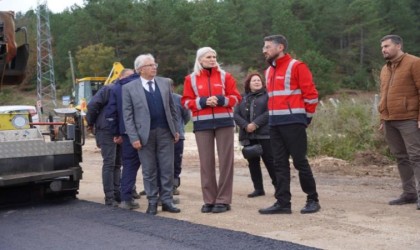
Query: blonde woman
182 47 241 213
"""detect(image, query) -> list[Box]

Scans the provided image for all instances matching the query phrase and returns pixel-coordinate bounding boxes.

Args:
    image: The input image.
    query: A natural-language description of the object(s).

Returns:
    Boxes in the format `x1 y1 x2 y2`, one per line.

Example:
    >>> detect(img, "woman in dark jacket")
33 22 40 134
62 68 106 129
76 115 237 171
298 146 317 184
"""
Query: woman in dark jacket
234 73 276 197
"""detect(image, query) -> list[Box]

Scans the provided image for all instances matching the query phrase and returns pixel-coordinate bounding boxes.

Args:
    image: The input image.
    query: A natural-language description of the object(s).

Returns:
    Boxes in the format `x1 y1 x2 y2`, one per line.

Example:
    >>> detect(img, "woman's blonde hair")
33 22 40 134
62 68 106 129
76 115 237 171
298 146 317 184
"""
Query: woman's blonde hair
193 47 223 75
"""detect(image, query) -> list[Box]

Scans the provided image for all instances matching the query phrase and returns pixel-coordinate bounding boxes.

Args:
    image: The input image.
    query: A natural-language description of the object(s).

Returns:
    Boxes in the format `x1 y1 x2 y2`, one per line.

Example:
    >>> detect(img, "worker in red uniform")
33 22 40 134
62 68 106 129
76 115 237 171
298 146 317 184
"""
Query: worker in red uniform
258 34 321 215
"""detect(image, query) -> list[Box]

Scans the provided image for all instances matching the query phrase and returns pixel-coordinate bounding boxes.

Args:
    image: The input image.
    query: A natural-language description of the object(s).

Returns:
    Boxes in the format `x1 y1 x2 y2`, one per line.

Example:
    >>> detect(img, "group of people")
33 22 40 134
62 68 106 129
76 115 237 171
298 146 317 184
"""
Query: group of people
87 33 420 217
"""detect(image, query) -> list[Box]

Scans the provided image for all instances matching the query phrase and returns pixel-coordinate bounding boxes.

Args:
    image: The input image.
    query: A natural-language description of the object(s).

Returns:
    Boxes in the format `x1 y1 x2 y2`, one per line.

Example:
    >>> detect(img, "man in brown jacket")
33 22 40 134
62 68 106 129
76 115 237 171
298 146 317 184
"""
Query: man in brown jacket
378 34 420 210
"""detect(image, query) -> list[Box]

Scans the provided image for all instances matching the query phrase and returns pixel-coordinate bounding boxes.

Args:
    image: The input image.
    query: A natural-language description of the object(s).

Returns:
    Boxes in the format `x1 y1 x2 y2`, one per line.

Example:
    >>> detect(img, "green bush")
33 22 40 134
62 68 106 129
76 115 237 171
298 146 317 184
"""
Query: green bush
308 98 386 160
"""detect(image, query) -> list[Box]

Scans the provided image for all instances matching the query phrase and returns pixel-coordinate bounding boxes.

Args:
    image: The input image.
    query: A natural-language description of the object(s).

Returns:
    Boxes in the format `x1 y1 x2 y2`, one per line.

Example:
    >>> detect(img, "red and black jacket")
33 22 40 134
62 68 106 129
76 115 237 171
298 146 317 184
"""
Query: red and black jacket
265 54 318 126
182 68 241 131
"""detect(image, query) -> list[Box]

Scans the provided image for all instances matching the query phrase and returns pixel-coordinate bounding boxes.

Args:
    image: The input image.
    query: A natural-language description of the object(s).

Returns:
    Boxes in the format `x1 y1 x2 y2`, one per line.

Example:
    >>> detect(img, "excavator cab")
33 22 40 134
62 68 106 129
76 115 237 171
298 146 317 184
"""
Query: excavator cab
73 62 125 108
74 77 107 111
0 11 29 86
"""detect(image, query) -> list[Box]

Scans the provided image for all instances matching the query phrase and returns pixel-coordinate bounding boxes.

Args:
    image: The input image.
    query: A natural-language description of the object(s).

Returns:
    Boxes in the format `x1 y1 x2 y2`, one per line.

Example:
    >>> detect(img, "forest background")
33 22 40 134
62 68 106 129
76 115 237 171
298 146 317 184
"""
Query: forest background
3 0 420 161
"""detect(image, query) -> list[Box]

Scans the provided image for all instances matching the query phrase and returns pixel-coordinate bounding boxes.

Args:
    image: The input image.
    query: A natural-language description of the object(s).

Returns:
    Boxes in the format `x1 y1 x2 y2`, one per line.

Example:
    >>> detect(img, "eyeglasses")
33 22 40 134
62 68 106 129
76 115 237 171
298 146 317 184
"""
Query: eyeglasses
142 63 158 68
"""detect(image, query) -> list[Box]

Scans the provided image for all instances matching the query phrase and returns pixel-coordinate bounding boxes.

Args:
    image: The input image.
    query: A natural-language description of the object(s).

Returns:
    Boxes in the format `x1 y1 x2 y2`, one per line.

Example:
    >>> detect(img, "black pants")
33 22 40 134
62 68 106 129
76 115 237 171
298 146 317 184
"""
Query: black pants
174 139 184 181
247 139 276 191
270 124 318 207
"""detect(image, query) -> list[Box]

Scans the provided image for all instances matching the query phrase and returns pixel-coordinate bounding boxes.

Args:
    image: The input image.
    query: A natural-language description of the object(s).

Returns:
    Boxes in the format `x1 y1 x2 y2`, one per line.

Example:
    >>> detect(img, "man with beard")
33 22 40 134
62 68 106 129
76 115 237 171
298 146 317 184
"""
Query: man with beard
258 34 320 214
378 34 420 210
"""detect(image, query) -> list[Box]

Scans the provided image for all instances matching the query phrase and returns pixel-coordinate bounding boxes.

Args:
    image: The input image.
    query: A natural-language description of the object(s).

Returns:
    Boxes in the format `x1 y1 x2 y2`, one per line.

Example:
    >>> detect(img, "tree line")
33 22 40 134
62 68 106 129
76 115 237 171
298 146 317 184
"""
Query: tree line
14 0 420 97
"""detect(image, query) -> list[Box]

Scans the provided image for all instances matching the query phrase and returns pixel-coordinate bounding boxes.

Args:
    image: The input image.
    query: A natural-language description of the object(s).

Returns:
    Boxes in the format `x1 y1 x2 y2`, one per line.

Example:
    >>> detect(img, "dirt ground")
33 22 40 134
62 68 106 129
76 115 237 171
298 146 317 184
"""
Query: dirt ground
79 133 419 250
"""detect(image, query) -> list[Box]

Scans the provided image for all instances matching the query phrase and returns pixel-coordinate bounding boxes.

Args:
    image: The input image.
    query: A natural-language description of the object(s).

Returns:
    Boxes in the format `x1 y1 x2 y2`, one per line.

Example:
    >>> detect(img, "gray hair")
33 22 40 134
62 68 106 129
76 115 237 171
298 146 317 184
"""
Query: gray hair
264 34 288 51
119 68 134 78
193 47 223 75
134 54 155 73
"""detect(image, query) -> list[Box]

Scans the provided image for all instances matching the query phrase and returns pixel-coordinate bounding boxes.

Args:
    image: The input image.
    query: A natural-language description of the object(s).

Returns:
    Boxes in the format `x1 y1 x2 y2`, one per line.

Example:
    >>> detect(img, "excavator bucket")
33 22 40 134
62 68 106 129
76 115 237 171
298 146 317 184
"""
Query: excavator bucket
0 11 29 86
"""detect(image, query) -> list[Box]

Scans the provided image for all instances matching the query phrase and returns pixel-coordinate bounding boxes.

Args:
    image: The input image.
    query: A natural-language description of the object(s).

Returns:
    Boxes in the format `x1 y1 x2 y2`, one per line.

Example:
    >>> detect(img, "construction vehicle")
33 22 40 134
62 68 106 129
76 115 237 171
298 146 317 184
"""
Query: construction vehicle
0 11 83 206
0 11 29 88
0 108 84 206
73 62 124 113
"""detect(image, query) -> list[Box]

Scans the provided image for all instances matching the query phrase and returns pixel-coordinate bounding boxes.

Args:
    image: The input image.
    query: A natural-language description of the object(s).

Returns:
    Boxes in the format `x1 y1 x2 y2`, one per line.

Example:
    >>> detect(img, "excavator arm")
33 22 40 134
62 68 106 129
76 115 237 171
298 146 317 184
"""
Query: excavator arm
0 11 29 86
104 62 125 85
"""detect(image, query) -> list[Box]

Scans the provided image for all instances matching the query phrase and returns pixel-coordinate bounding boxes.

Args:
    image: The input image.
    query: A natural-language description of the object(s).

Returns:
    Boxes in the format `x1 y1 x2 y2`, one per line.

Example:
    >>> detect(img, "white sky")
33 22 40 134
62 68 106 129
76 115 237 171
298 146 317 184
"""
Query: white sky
0 0 85 14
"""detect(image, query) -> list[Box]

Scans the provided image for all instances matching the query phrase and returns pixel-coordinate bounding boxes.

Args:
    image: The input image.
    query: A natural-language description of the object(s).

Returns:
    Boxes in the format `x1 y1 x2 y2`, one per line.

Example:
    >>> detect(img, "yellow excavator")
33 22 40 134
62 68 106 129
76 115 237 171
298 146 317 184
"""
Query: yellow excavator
0 11 29 90
74 62 125 113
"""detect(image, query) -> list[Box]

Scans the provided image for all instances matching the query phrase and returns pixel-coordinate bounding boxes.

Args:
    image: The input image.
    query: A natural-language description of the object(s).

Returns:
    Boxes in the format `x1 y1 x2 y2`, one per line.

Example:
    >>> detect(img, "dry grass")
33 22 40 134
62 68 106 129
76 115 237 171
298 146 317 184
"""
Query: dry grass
0 85 37 106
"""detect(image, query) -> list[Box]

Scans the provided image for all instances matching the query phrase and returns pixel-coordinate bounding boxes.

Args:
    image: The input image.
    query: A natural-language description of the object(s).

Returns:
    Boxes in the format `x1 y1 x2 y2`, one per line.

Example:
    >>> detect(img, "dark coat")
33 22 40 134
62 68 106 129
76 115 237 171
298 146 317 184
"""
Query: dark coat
86 85 112 131
105 73 139 136
234 89 270 143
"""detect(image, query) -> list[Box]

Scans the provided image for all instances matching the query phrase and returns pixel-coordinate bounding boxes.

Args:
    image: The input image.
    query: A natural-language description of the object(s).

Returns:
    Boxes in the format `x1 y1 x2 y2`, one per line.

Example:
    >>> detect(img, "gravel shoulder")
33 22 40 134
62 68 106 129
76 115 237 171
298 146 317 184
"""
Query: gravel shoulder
79 133 420 250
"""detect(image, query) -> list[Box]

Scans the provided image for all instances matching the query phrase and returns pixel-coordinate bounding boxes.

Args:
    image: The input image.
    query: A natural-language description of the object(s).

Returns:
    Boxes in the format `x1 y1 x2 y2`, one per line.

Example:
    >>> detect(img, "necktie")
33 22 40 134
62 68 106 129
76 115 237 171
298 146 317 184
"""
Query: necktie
147 81 154 93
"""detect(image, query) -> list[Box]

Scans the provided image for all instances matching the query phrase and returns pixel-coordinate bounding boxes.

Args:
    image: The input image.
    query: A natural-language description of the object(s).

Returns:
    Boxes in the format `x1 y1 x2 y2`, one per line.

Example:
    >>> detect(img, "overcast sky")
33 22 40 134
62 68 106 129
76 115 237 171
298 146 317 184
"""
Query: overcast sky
0 0 85 13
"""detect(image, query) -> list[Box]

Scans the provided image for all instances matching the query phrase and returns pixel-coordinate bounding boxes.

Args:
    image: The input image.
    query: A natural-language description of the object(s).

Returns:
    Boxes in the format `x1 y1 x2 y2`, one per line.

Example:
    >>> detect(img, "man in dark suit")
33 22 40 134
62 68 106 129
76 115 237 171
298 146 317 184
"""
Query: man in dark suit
122 53 180 215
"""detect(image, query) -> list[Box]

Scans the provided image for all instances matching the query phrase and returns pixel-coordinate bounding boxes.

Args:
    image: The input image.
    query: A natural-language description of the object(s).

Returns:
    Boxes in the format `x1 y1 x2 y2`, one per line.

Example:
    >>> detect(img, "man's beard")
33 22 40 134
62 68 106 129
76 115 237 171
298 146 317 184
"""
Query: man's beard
266 52 280 65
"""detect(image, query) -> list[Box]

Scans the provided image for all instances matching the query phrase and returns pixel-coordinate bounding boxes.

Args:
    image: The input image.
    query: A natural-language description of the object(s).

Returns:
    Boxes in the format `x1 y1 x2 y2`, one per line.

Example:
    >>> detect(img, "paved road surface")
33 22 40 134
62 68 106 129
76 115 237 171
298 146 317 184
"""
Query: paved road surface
0 199 317 250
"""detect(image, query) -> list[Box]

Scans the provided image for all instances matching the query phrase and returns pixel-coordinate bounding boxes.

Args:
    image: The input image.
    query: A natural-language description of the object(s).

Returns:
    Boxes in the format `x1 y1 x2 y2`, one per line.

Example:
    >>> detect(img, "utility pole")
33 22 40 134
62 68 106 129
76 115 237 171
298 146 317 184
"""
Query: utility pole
36 0 57 120
68 51 76 93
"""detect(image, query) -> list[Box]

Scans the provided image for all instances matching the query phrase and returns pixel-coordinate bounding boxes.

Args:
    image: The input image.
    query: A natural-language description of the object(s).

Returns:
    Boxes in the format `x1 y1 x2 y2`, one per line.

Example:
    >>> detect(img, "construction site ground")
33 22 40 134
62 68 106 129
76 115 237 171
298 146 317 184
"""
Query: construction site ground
79 133 419 250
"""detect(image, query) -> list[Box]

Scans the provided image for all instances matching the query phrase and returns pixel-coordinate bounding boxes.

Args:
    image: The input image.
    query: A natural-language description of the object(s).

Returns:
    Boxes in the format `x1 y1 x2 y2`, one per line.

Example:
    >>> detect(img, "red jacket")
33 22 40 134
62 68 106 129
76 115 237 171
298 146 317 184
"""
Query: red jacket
182 68 241 131
265 54 318 126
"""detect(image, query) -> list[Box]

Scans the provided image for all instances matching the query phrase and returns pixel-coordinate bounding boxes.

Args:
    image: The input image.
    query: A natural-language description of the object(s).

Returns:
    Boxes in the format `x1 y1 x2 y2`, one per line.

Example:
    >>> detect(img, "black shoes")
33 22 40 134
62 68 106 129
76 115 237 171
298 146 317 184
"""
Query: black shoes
300 200 321 214
120 200 140 210
132 191 141 199
259 200 320 214
148 203 181 214
388 196 417 205
105 198 119 207
259 202 292 214
162 203 181 213
201 204 214 213
247 190 265 198
146 203 158 215
212 204 231 213
201 203 231 213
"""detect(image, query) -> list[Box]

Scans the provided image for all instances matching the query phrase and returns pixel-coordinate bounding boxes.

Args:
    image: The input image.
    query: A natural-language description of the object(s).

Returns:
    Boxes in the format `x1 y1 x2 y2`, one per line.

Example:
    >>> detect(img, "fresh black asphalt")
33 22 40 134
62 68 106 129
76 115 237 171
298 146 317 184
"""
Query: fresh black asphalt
0 199 318 250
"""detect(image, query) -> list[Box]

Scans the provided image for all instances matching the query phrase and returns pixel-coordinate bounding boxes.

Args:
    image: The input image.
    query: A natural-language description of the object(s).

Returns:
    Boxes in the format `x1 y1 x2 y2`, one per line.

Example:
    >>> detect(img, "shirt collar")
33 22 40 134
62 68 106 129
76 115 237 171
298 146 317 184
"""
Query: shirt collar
140 77 155 89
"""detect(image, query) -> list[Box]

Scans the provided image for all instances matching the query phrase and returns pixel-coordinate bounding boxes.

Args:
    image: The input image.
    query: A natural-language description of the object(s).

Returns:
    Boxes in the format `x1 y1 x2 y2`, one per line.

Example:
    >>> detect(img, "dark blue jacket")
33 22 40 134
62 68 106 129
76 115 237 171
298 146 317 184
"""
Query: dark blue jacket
105 73 139 136
86 85 112 131
173 93 191 140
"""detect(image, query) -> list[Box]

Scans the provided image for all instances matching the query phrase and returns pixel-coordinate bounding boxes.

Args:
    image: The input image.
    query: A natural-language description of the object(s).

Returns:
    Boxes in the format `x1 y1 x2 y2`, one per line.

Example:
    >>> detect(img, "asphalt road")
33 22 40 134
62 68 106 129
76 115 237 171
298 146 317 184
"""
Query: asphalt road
0 199 317 250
